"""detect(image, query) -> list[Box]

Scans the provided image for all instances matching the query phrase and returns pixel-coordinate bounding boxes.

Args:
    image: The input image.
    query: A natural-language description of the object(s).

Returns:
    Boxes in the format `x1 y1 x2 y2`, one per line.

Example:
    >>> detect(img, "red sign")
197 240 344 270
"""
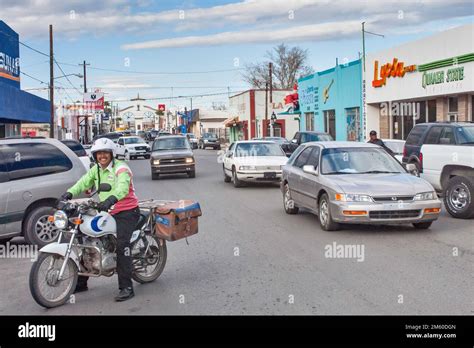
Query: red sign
372 58 417 88
158 104 166 111
83 92 104 111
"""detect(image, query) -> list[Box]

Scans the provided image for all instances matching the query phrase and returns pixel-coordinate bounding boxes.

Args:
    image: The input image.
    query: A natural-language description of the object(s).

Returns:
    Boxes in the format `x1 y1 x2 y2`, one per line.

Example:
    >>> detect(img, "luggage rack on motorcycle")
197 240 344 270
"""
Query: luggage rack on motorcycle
138 199 176 210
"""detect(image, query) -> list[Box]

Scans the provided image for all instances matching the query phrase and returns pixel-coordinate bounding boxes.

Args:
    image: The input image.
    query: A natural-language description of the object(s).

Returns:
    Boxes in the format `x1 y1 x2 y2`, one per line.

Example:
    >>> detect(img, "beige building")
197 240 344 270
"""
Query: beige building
118 94 160 131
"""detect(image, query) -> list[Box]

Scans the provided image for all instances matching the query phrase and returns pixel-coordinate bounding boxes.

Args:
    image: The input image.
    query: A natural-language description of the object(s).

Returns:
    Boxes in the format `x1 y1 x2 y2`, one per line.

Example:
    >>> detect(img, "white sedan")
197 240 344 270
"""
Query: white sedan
223 140 289 187
116 136 151 160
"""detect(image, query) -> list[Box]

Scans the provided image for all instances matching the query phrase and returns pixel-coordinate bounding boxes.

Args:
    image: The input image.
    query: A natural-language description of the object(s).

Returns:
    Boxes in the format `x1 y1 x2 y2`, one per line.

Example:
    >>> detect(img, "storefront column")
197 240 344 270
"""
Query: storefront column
380 113 390 139
458 95 469 121
436 98 448 121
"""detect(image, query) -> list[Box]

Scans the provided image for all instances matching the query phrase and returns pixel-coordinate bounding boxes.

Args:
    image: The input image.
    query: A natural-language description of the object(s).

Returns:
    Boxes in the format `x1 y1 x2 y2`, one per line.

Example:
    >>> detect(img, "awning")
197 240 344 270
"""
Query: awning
224 116 241 127
0 81 50 123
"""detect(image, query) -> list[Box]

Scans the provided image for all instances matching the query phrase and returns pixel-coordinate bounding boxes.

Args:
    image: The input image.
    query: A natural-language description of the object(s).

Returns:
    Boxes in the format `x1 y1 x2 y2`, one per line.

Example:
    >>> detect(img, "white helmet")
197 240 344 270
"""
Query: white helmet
91 138 116 161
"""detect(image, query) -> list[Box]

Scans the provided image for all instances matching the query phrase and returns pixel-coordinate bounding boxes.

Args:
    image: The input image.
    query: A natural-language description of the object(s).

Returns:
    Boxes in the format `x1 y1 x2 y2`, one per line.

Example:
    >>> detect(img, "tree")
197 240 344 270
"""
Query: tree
242 43 314 89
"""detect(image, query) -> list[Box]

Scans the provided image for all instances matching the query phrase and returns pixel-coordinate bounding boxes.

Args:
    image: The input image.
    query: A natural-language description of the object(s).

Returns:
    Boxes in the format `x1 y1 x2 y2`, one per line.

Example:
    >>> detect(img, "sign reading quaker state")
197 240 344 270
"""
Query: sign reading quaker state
0 21 21 88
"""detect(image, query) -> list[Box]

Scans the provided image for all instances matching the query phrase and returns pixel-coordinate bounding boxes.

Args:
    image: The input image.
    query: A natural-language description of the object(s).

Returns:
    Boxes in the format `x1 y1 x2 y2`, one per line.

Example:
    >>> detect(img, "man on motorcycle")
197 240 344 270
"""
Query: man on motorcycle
60 138 140 302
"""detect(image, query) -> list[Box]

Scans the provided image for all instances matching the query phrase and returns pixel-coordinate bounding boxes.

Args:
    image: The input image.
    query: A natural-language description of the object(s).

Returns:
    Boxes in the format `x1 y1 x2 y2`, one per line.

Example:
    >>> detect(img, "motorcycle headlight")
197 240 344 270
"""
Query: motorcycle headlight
53 210 68 229
413 191 437 201
239 165 257 171
335 193 373 202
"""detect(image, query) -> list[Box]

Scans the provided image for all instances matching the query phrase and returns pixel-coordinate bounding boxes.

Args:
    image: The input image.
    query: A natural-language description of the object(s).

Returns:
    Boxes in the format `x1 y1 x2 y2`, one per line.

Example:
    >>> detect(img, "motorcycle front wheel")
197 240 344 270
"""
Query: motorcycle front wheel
29 253 78 308
131 235 167 284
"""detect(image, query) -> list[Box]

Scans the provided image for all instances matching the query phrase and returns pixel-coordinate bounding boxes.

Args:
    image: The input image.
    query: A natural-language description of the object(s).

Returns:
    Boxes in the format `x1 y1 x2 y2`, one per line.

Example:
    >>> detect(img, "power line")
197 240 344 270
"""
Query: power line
20 71 48 85
54 58 83 96
110 90 245 102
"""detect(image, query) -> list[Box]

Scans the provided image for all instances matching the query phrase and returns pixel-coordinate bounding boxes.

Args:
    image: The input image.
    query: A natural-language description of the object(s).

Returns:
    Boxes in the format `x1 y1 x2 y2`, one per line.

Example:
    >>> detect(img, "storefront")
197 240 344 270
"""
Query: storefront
0 21 50 138
298 59 363 141
366 24 473 140
228 89 299 141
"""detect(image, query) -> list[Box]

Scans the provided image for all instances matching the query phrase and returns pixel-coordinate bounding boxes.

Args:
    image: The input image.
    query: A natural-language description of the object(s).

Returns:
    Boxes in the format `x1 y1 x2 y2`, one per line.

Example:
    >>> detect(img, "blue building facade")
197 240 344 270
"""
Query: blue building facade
298 59 363 141
0 20 50 138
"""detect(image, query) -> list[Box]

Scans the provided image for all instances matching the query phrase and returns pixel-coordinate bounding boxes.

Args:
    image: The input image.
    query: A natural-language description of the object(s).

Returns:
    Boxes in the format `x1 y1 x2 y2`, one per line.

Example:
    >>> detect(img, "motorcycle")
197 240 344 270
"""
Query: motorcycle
29 183 167 308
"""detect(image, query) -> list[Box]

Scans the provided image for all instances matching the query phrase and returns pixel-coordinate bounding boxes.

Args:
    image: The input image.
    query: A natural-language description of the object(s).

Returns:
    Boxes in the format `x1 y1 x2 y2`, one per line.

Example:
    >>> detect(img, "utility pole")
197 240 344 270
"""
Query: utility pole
49 25 54 138
265 82 268 137
269 62 273 137
79 61 90 142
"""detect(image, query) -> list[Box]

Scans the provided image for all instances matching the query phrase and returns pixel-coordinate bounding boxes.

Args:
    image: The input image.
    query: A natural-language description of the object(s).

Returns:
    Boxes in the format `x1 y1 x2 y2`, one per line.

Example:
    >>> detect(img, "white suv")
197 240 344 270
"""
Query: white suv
116 136 151 160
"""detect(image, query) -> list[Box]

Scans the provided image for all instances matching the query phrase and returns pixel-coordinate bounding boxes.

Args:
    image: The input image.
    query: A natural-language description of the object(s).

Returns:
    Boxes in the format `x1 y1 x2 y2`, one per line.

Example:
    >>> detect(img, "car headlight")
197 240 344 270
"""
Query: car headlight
413 191 437 201
53 210 68 229
185 157 194 163
153 159 160 165
239 165 257 171
335 193 373 202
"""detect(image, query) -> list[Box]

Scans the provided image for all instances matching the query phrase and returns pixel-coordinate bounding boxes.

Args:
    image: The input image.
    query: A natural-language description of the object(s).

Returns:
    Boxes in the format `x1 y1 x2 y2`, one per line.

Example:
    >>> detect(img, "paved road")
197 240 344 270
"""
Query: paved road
0 149 472 315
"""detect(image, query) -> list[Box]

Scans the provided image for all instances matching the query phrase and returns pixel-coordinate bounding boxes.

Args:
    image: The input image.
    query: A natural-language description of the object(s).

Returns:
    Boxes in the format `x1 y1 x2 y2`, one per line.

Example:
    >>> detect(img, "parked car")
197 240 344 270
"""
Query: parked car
136 130 146 139
150 135 195 179
199 132 221 150
403 122 473 219
60 139 92 170
186 133 198 149
93 132 123 144
282 131 333 156
157 131 172 137
116 136 151 160
145 130 159 142
281 142 441 231
223 140 289 187
0 137 87 245
382 139 405 162
254 137 292 156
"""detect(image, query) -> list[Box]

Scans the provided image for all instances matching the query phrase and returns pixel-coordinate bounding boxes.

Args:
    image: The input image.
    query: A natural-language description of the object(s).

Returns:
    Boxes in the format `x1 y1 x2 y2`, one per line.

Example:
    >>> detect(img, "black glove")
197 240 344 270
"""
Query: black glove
60 192 73 201
97 195 118 212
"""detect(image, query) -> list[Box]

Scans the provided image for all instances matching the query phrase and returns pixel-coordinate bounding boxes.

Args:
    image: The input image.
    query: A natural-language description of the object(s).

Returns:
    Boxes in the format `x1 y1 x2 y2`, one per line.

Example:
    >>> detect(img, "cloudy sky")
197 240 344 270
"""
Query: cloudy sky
2 0 473 110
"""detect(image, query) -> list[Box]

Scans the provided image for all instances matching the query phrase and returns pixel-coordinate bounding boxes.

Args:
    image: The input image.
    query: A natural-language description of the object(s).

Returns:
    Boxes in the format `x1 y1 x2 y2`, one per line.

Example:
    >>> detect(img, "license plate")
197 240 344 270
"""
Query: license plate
264 172 276 179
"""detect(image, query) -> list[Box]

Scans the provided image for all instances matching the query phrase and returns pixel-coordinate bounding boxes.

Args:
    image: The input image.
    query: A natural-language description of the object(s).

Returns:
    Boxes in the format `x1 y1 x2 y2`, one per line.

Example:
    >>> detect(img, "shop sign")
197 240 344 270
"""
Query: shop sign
422 66 464 88
372 58 417 88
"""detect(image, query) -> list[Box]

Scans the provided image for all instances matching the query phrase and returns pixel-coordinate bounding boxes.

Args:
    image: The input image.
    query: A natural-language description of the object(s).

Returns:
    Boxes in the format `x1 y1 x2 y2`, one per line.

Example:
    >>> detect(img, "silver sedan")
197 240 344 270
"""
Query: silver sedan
281 142 441 231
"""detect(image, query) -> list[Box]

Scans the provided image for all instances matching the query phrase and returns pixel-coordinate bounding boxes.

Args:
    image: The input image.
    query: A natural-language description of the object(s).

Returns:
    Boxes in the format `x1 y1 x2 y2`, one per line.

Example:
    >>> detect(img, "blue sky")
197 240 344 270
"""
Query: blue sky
3 0 473 111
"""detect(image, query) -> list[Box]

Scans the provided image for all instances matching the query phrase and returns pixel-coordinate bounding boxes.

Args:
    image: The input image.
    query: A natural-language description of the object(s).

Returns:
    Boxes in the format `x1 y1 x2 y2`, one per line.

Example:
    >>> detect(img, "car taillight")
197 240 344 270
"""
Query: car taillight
419 152 423 169
402 146 407 158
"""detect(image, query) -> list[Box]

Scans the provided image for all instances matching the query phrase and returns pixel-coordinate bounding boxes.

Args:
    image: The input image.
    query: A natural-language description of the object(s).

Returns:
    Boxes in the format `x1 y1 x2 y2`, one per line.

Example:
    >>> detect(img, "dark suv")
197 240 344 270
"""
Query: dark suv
402 122 473 174
199 133 220 150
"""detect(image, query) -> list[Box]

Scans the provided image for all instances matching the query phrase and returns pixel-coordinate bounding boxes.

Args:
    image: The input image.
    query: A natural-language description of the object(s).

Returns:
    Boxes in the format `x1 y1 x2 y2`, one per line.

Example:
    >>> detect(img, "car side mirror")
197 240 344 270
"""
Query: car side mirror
303 165 318 176
405 163 418 176
291 139 297 144
227 152 233 158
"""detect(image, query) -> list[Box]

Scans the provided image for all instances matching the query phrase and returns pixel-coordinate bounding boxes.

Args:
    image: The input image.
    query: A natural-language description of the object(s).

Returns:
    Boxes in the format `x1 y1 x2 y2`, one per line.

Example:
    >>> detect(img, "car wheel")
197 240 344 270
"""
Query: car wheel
283 184 299 214
232 168 243 188
413 222 433 229
223 166 231 183
151 172 160 180
444 176 474 219
24 206 60 247
318 193 339 231
188 171 196 178
217 145 221 150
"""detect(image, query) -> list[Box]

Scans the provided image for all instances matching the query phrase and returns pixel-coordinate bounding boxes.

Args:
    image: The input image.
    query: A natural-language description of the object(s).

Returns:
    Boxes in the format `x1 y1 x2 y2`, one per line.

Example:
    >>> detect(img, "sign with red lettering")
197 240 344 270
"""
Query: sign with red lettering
372 58 417 88
83 92 104 111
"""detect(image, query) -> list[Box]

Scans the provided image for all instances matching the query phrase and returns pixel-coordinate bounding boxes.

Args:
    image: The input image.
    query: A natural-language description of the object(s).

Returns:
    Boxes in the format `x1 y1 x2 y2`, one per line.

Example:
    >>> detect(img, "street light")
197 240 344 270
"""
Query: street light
54 73 83 80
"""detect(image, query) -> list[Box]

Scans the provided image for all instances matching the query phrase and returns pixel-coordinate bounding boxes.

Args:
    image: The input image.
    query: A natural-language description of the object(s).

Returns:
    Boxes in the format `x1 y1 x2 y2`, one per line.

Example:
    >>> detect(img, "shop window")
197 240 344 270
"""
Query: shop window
403 114 414 140
392 115 402 140
448 97 458 112
345 107 359 141
428 100 437 123
415 101 426 124
305 112 314 131
324 110 336 139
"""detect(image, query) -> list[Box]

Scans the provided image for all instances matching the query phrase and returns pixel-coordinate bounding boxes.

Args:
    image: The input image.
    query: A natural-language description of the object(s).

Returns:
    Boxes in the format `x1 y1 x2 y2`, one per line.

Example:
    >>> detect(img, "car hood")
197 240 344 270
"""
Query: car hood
326 173 434 196
234 156 288 166
125 143 148 148
151 149 193 159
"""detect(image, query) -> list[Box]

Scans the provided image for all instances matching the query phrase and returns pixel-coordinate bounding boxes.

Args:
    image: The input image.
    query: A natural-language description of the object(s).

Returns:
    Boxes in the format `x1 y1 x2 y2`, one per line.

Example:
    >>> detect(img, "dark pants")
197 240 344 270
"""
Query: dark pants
77 206 140 290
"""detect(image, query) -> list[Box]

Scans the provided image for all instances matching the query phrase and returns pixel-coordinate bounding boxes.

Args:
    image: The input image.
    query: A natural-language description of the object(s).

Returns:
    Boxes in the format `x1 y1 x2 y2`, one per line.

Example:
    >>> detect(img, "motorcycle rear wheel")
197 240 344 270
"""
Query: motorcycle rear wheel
132 235 167 283
29 253 78 308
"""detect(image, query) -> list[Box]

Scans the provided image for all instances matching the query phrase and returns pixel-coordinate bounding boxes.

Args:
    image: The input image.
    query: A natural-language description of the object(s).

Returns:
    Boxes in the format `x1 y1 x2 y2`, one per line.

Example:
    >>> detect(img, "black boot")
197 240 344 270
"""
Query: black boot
115 287 134 302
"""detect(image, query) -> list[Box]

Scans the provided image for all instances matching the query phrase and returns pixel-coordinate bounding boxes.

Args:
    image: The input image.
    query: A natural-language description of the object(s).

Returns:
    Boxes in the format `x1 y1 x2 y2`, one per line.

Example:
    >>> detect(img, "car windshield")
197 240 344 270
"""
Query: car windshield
321 147 404 175
203 133 217 138
383 141 405 154
456 126 474 144
124 137 145 144
153 137 190 151
314 134 333 141
235 142 285 157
